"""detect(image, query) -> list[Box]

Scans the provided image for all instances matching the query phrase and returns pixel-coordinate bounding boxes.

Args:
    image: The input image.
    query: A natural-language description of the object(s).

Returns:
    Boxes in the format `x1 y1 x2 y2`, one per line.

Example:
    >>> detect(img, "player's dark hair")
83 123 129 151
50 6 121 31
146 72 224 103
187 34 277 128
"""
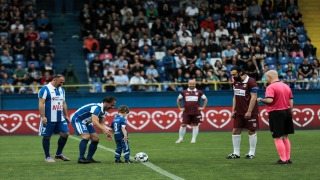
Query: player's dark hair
53 74 64 79
118 105 129 114
230 66 246 75
103 96 116 103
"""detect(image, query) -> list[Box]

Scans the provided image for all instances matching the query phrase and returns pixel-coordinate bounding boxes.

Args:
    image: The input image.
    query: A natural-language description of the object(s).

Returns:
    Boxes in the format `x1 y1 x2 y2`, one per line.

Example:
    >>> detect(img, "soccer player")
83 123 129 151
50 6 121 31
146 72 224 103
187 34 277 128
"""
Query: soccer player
175 79 208 143
257 70 294 165
38 74 70 162
71 96 116 164
227 66 259 159
110 105 132 163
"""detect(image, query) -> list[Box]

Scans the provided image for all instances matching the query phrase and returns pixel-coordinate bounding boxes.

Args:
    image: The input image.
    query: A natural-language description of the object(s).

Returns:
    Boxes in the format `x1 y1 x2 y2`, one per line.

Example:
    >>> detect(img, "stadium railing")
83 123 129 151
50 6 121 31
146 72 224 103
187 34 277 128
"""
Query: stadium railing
0 84 95 93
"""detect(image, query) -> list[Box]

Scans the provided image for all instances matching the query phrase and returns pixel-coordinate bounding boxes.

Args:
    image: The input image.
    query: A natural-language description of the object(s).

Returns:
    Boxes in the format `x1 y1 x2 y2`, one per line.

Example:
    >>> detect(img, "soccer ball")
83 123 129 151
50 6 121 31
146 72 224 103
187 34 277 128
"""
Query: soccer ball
134 152 148 162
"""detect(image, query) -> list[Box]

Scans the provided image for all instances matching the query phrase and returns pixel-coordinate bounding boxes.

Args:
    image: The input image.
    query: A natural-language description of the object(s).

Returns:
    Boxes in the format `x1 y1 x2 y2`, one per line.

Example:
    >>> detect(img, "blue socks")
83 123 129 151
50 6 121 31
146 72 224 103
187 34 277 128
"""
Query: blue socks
42 137 50 158
79 139 89 159
56 136 68 155
87 141 99 160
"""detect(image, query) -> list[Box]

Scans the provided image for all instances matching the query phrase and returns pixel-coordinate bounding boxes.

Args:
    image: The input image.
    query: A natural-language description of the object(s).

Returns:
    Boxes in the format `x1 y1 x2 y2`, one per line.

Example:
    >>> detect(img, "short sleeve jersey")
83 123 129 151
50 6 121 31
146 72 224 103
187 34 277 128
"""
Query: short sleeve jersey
110 115 127 140
265 81 293 113
233 75 259 114
178 88 207 115
38 83 65 122
72 103 106 124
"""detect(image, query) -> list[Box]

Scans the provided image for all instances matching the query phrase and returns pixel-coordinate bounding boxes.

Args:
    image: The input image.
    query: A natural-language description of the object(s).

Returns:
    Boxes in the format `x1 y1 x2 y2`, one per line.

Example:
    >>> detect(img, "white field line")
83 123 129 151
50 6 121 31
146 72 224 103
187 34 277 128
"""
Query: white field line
69 135 185 180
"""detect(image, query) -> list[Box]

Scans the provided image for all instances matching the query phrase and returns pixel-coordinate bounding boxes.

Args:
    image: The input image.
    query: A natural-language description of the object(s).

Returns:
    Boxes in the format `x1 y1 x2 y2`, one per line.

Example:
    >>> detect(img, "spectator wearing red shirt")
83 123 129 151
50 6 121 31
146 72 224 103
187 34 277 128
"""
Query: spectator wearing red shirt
41 71 53 85
200 16 215 35
225 2 237 15
25 27 39 43
84 34 100 56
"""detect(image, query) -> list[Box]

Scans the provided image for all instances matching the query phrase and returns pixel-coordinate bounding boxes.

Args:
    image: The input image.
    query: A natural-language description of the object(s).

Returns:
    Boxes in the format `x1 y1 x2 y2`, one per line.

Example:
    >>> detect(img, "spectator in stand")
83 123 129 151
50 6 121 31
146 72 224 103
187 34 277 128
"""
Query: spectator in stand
282 23 297 43
151 33 166 52
27 63 42 84
138 34 152 47
11 27 25 43
10 20 24 33
37 41 53 61
213 60 227 76
12 64 27 85
309 73 320 89
251 46 264 72
225 2 237 15
298 58 313 78
219 34 231 50
217 69 231 90
2 82 14 93
289 39 303 58
249 0 263 21
113 55 129 74
279 16 293 29
162 16 174 32
158 2 172 17
145 74 158 92
120 4 133 17
89 55 103 74
134 11 148 26
100 35 115 54
0 65 11 77
179 32 193 47
230 31 243 49
264 40 277 58
195 53 210 69
215 25 229 42
312 59 320 78
248 32 261 49
130 71 146 91
242 60 258 80
162 49 176 81
25 26 39 45
176 25 192 38
303 39 317 58
186 17 199 36
278 40 289 58
206 38 221 58
81 18 94 38
283 70 296 89
100 48 114 66
89 65 103 82
291 9 303 27
0 43 13 57
0 50 13 68
103 63 115 77
122 17 136 35
130 59 144 76
256 23 270 41
296 74 309 90
267 19 278 32
37 13 52 32
102 71 115 92
146 64 159 81
222 45 237 65
206 71 219 90
84 34 100 56
12 37 25 55
273 0 286 13
185 3 199 19
184 45 197 65
174 52 187 70
287 0 299 17
143 0 158 10
235 38 249 54
0 72 13 85
24 5 37 25
227 16 241 35
237 47 252 67
0 12 9 32
139 45 156 68
111 26 123 45
40 71 53 85
200 16 215 35
194 69 206 90
151 19 164 36
146 4 158 22
186 62 198 77
40 56 56 75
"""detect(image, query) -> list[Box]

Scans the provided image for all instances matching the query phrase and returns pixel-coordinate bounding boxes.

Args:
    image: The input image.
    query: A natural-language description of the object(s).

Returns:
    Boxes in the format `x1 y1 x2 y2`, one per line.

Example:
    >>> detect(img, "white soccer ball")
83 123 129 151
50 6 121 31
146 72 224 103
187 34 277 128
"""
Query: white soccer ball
134 152 148 162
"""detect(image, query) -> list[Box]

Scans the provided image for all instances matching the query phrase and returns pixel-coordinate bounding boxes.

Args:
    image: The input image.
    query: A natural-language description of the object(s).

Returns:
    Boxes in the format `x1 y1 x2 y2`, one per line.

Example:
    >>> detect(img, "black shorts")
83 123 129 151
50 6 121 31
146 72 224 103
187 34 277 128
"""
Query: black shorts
269 109 294 138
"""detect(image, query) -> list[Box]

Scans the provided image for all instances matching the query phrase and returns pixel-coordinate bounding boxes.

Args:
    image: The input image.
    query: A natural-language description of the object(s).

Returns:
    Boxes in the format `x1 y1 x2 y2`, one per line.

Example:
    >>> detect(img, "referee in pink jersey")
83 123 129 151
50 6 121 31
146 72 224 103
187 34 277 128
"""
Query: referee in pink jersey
257 70 294 165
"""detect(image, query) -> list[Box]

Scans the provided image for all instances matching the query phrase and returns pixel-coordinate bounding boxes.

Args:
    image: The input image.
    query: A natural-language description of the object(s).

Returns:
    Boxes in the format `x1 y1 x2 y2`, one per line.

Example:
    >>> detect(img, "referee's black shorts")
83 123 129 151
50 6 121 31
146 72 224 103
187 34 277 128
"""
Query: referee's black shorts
269 109 294 138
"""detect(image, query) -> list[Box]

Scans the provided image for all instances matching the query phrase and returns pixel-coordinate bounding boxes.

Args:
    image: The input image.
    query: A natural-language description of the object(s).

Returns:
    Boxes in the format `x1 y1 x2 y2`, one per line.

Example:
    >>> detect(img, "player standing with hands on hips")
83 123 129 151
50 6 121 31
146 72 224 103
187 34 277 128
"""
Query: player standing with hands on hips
38 74 70 162
257 70 294 165
71 96 116 164
227 67 259 159
176 79 208 143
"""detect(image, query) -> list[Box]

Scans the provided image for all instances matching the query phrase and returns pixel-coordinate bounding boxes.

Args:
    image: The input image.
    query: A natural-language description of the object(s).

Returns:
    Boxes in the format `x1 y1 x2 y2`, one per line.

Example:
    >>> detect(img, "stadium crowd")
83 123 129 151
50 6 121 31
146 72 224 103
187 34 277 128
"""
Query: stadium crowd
0 0 55 94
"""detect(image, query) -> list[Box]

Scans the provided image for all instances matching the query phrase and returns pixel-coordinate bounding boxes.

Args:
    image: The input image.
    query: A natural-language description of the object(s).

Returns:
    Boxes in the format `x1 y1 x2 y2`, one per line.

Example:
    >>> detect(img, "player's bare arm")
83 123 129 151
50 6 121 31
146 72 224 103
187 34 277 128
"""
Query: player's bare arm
289 99 294 111
63 101 69 123
232 94 236 117
38 98 47 125
99 117 105 126
121 127 128 142
91 114 113 140
257 97 273 104
245 92 257 119
177 97 184 111
198 98 208 110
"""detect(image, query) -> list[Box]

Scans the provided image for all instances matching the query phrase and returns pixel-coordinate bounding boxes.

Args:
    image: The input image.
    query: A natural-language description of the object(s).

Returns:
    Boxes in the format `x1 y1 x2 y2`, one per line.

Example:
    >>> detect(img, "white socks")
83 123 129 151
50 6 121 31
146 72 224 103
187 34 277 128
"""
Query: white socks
192 126 199 140
178 126 186 140
232 135 241 156
249 133 257 156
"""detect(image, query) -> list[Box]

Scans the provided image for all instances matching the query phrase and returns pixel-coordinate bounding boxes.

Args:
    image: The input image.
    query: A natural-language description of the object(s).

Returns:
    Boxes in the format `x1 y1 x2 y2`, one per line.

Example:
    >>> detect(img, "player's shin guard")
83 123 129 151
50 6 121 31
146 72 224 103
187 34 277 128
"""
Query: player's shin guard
249 133 257 156
232 135 241 156
79 139 89 159
179 126 186 140
42 137 50 158
56 136 68 155
86 141 99 160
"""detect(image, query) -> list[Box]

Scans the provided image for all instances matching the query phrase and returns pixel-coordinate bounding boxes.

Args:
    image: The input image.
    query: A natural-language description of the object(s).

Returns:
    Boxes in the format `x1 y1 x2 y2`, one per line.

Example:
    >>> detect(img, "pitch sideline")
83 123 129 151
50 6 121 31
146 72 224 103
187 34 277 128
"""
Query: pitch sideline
69 135 185 180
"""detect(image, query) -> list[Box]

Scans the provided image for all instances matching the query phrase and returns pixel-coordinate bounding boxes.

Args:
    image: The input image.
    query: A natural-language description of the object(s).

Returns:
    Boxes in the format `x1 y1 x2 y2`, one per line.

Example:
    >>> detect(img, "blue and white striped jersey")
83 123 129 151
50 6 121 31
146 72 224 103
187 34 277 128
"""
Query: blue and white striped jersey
110 115 127 140
38 83 65 122
72 103 106 124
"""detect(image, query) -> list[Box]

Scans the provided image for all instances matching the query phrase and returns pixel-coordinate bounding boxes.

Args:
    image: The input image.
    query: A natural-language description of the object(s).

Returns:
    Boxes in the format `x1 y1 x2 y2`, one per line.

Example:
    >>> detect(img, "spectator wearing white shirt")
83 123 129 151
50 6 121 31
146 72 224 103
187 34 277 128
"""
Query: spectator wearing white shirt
185 3 199 18
113 55 129 74
222 45 237 65
10 20 24 33
176 25 192 38
146 64 159 81
215 25 229 40
179 32 193 47
227 16 241 35
138 34 152 47
130 71 146 91
103 63 115 78
174 52 187 69
114 69 129 92
256 22 270 40
120 4 133 16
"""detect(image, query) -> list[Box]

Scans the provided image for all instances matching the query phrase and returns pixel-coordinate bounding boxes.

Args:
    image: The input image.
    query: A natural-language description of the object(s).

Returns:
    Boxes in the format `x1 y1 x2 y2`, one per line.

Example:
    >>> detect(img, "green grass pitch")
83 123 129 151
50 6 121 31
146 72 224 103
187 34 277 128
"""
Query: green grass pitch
0 130 319 180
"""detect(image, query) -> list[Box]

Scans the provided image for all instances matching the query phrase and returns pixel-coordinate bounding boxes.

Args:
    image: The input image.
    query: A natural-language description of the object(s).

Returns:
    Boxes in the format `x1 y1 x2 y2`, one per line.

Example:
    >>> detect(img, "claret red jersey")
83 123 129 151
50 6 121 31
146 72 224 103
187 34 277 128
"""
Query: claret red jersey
178 88 207 115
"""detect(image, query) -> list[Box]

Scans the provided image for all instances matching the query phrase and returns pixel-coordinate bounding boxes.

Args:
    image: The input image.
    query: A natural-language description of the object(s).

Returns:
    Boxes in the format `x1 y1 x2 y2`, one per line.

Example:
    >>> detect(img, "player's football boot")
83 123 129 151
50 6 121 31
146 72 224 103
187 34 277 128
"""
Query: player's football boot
271 159 288 165
245 154 255 159
175 139 183 143
287 159 292 164
78 158 91 164
55 154 70 161
114 159 123 164
190 139 196 143
125 159 133 163
226 153 240 159
88 159 101 163
45 157 55 162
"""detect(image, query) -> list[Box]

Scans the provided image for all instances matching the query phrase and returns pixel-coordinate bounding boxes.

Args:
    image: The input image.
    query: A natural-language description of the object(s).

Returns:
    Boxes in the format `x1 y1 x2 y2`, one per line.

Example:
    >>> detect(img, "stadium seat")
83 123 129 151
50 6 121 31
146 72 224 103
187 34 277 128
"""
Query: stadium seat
15 61 26 68
292 56 303 64
300 42 305 49
268 64 277 70
307 56 317 64
14 54 25 62
265 57 276 65
0 32 9 39
281 64 288 72
243 35 252 44
156 59 163 67
148 23 153 29
155 51 165 60
298 34 307 43
278 57 290 65
93 82 102 93
295 26 305 35
210 58 222 66
226 64 235 72
212 14 221 22
87 53 98 63
28 61 40 68
39 31 50 40
275 12 282 19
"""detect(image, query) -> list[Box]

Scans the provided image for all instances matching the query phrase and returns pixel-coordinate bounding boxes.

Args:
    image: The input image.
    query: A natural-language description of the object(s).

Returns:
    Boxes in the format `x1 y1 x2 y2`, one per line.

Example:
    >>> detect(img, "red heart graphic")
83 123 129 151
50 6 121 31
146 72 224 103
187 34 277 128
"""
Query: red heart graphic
260 109 269 125
0 113 23 133
25 113 40 132
104 111 117 130
151 110 178 129
205 110 232 128
178 111 205 129
317 109 320 121
292 108 314 127
126 111 150 130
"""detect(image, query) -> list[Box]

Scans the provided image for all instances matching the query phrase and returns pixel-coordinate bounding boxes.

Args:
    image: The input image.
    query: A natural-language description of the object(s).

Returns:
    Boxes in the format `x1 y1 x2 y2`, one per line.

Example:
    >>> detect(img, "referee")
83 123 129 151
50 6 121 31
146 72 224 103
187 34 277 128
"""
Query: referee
257 70 294 165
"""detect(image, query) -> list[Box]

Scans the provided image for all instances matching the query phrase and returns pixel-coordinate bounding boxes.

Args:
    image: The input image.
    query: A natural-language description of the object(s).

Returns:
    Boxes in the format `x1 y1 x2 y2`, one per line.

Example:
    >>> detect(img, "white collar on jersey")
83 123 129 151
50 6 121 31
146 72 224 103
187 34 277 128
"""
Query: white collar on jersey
98 103 105 113
187 88 197 92
242 75 249 83
48 82 57 90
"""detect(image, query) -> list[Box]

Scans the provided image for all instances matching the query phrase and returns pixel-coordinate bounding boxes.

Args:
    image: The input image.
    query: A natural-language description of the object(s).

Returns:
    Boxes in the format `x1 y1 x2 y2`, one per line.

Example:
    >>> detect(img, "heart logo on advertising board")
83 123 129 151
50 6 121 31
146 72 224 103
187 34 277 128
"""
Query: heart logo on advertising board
205 110 232 128
317 109 320 121
104 111 118 130
260 109 269 125
292 108 314 127
126 111 150 130
0 114 23 133
178 111 204 129
25 113 40 132
151 110 178 129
